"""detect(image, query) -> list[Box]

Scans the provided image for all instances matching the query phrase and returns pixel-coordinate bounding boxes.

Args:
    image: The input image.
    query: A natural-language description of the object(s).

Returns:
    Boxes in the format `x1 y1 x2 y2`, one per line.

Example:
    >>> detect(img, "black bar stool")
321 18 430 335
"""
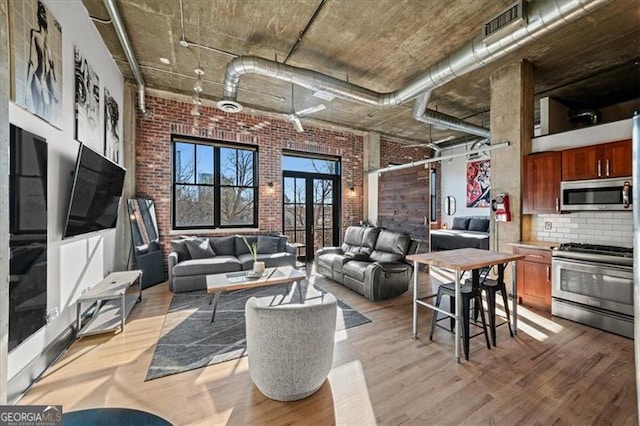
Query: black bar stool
430 269 491 360
467 264 513 347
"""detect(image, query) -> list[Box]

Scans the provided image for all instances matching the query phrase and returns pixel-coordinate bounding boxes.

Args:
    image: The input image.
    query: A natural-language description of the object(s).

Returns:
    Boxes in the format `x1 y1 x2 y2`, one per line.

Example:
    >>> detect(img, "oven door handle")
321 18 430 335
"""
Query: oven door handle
552 257 632 276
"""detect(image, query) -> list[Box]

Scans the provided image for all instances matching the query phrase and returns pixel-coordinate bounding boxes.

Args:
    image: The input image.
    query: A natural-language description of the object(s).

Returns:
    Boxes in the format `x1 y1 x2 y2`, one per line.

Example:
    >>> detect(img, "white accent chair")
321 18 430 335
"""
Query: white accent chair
245 291 337 401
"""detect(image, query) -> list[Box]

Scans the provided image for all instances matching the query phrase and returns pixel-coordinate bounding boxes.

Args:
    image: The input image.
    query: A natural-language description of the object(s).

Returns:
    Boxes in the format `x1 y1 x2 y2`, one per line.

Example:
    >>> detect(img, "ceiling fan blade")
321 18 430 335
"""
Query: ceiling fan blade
290 115 305 132
295 104 326 117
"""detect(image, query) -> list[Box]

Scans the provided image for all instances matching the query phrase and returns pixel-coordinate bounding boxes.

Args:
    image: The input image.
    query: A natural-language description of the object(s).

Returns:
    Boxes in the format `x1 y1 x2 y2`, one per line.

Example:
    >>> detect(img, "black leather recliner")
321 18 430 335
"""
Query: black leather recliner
315 226 413 301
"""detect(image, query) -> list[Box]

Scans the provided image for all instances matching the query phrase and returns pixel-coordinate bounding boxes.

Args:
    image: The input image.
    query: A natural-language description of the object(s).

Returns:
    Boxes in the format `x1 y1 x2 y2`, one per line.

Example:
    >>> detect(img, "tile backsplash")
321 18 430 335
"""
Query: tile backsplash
532 211 633 248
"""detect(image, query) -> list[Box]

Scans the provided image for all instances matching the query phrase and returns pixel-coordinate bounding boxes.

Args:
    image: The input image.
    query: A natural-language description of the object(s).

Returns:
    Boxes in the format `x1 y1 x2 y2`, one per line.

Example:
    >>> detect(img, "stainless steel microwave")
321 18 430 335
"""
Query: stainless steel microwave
560 177 632 211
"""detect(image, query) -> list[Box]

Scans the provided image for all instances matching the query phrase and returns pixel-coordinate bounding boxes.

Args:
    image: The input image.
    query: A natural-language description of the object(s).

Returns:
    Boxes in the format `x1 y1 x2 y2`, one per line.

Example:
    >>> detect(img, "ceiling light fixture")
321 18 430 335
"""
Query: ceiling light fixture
191 67 205 128
159 57 170 64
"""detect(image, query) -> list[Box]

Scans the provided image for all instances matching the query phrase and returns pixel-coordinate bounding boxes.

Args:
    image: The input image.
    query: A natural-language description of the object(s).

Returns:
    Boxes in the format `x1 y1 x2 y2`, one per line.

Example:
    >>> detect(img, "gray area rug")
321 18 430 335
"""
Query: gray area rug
145 280 370 380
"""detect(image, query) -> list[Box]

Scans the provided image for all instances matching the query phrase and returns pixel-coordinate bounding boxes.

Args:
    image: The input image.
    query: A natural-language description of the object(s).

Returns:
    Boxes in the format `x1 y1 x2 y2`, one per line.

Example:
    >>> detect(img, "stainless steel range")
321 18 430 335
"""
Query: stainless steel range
551 243 634 338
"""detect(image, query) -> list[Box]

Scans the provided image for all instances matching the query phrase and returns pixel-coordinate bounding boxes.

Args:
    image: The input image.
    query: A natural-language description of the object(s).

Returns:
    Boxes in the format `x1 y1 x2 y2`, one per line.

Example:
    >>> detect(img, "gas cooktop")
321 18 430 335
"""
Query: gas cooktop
556 243 633 258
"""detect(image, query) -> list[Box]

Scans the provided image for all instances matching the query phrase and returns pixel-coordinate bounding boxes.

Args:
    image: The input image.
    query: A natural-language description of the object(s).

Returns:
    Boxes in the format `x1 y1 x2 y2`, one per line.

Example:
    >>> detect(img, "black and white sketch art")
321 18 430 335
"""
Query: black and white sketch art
11 0 63 127
74 46 100 144
104 88 120 163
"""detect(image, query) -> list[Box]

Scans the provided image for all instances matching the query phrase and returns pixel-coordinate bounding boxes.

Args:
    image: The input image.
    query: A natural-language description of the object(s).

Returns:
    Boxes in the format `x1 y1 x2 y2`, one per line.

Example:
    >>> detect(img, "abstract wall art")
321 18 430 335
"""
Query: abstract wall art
466 159 491 208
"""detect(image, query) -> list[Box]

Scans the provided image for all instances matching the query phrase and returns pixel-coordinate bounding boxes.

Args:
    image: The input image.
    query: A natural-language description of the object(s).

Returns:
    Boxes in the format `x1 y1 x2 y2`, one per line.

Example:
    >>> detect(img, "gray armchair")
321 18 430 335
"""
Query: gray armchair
245 291 337 401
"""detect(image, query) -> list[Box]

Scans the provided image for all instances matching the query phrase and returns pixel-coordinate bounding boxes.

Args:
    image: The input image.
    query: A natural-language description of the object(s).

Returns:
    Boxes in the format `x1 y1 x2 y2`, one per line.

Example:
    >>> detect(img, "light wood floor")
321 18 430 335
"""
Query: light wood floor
20 267 637 425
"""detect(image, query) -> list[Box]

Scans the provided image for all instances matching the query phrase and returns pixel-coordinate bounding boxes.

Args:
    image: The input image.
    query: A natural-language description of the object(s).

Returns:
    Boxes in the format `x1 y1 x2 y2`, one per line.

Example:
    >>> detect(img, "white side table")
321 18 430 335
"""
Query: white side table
76 270 142 337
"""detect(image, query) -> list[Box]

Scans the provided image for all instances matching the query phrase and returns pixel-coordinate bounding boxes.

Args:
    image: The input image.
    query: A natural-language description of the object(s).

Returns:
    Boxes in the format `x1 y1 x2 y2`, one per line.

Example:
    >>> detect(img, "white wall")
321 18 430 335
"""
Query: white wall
440 145 490 227
7 0 123 379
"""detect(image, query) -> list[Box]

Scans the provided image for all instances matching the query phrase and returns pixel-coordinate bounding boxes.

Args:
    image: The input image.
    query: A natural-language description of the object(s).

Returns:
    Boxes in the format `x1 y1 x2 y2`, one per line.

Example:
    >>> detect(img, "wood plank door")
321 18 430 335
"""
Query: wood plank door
377 166 429 241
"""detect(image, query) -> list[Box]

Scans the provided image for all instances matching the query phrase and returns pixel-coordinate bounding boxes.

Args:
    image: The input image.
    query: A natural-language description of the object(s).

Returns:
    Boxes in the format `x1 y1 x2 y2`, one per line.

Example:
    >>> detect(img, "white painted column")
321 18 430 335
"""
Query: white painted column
0 0 11 405
363 132 380 225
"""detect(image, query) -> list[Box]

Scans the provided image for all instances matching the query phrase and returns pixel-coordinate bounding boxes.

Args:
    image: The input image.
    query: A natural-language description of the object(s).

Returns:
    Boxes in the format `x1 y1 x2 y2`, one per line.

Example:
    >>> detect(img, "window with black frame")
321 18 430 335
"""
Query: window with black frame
173 138 257 229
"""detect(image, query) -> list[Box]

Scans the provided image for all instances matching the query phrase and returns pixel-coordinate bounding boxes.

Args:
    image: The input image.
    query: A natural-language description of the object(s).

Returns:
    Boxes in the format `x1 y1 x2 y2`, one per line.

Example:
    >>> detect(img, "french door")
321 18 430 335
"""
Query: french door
283 173 340 261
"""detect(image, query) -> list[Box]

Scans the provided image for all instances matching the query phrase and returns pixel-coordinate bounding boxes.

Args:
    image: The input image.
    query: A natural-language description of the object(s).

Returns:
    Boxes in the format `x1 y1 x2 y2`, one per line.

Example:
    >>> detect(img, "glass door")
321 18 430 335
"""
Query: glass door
283 174 340 261
312 177 335 255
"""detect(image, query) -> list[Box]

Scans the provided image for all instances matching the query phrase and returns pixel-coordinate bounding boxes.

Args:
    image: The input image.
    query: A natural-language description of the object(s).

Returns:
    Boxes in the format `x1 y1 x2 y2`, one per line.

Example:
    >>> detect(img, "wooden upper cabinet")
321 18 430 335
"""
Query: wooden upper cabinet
603 139 632 178
561 145 601 181
523 151 561 214
561 140 632 181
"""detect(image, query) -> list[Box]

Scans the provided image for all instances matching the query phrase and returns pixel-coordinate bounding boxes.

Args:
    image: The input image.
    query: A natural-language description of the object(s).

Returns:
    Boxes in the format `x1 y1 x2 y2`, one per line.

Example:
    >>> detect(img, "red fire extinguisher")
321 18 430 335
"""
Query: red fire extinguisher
492 193 511 222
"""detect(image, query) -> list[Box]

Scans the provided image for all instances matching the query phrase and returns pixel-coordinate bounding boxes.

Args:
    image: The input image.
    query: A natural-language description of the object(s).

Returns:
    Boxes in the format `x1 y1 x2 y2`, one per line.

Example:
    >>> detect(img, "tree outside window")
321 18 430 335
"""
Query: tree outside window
173 139 257 229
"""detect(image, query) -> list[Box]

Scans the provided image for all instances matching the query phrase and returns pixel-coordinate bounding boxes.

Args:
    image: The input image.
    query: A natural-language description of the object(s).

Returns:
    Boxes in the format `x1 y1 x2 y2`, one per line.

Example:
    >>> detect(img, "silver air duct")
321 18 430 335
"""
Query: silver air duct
412 91 490 138
217 0 607 134
103 0 148 115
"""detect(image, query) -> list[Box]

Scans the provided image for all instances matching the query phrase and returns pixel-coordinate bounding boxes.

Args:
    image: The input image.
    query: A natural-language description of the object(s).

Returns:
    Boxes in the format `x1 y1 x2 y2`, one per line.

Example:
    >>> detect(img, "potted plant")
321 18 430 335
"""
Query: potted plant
242 236 265 275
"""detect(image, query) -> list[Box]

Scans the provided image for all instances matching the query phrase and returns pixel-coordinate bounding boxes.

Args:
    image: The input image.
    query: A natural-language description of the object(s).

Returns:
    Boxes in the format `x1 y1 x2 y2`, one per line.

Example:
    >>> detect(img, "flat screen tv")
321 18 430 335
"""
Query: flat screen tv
63 143 126 238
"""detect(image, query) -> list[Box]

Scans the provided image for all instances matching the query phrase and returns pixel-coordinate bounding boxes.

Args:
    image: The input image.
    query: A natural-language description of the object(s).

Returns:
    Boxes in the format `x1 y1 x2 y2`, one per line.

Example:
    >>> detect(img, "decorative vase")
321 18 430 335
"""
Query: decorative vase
253 261 265 275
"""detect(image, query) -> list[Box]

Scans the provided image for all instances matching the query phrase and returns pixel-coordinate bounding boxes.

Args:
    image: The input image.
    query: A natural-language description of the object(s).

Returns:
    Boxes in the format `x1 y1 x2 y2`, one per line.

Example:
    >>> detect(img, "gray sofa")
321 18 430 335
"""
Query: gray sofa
430 216 490 251
168 235 297 293
315 226 413 301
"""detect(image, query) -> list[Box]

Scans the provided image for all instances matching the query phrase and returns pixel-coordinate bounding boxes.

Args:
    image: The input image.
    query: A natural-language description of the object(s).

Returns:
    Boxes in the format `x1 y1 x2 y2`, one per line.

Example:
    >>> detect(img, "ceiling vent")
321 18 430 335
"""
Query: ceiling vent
216 100 243 113
483 0 528 45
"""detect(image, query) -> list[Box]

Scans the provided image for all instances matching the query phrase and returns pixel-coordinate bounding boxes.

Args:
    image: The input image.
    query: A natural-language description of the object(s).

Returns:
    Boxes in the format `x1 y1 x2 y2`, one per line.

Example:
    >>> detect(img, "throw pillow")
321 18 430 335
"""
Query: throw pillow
185 238 216 259
148 240 160 252
170 239 191 262
468 218 490 233
209 235 236 256
257 236 280 254
235 235 258 255
451 217 471 230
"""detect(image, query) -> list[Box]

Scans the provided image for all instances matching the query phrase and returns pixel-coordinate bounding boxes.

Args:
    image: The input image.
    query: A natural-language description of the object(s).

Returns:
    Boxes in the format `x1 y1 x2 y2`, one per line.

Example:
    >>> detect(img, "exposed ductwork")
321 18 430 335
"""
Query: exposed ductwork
412 91 490 138
103 0 148 115
217 0 608 136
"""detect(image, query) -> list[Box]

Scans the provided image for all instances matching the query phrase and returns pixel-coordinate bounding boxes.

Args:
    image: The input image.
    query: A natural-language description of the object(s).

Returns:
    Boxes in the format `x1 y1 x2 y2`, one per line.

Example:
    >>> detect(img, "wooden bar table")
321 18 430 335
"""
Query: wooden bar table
407 248 525 362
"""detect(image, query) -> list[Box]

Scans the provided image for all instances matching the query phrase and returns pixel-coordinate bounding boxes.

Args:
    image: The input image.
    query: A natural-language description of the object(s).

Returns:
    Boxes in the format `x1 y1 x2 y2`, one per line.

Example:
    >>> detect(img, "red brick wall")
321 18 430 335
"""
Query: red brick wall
135 94 364 259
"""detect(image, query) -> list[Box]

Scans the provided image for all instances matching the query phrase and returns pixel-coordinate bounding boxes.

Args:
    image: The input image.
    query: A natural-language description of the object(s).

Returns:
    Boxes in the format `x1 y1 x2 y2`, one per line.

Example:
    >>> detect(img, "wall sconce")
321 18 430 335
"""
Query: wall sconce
267 181 274 193
349 186 355 196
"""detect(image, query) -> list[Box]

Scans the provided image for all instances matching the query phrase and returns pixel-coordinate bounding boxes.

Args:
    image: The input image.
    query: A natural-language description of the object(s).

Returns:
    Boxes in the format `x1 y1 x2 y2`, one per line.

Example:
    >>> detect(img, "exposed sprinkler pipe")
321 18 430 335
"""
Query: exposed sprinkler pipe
373 141 510 175
103 0 147 115
179 0 237 57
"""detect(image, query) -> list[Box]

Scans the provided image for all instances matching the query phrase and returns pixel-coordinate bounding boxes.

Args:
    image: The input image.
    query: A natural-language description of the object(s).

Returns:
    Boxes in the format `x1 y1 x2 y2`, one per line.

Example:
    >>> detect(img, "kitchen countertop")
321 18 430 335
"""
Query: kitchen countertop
509 240 557 250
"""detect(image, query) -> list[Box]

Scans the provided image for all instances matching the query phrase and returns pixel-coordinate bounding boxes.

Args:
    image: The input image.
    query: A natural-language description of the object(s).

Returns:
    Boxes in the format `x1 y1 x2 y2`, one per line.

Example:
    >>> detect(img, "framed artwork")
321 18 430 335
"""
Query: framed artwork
74 46 100 144
10 0 63 128
104 88 120 163
466 159 491 208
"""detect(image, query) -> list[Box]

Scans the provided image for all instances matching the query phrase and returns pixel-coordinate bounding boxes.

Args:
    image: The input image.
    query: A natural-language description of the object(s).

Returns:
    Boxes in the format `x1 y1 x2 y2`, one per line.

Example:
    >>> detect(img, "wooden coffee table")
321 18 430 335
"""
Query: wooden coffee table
206 266 305 322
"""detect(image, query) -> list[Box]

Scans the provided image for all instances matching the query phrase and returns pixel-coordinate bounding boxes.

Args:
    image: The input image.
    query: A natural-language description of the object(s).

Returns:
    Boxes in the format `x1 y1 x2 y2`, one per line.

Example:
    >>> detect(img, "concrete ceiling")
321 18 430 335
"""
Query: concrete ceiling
83 0 640 144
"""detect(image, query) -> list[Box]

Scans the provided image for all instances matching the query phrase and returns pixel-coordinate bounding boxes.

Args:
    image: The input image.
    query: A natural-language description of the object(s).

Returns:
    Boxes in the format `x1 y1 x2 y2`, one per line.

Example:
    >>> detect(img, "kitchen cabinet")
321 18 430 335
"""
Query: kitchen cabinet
514 246 551 312
561 139 631 181
523 151 561 214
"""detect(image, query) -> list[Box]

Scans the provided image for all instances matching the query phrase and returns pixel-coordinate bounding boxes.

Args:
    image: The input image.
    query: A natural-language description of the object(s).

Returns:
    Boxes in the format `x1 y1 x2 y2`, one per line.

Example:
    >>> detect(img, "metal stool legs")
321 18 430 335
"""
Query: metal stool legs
429 280 491 360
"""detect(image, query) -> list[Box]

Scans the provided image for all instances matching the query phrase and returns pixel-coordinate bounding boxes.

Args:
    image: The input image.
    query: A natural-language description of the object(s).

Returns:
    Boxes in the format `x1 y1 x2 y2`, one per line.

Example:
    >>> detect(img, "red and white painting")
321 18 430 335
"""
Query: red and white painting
466 160 491 208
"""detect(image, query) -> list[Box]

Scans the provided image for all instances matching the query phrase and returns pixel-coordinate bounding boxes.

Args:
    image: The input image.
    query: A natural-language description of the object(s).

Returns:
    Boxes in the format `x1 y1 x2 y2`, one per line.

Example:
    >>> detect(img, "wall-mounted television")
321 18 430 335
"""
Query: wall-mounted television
63 143 126 239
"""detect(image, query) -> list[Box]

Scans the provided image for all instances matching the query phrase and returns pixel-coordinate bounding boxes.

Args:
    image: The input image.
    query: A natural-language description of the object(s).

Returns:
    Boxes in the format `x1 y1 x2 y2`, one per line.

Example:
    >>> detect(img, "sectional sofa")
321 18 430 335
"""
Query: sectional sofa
430 216 490 251
168 235 296 293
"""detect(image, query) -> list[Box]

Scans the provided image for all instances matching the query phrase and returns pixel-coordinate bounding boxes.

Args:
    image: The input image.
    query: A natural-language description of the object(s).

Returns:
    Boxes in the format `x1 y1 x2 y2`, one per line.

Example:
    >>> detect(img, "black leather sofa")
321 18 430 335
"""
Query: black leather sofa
430 216 490 251
315 226 413 301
